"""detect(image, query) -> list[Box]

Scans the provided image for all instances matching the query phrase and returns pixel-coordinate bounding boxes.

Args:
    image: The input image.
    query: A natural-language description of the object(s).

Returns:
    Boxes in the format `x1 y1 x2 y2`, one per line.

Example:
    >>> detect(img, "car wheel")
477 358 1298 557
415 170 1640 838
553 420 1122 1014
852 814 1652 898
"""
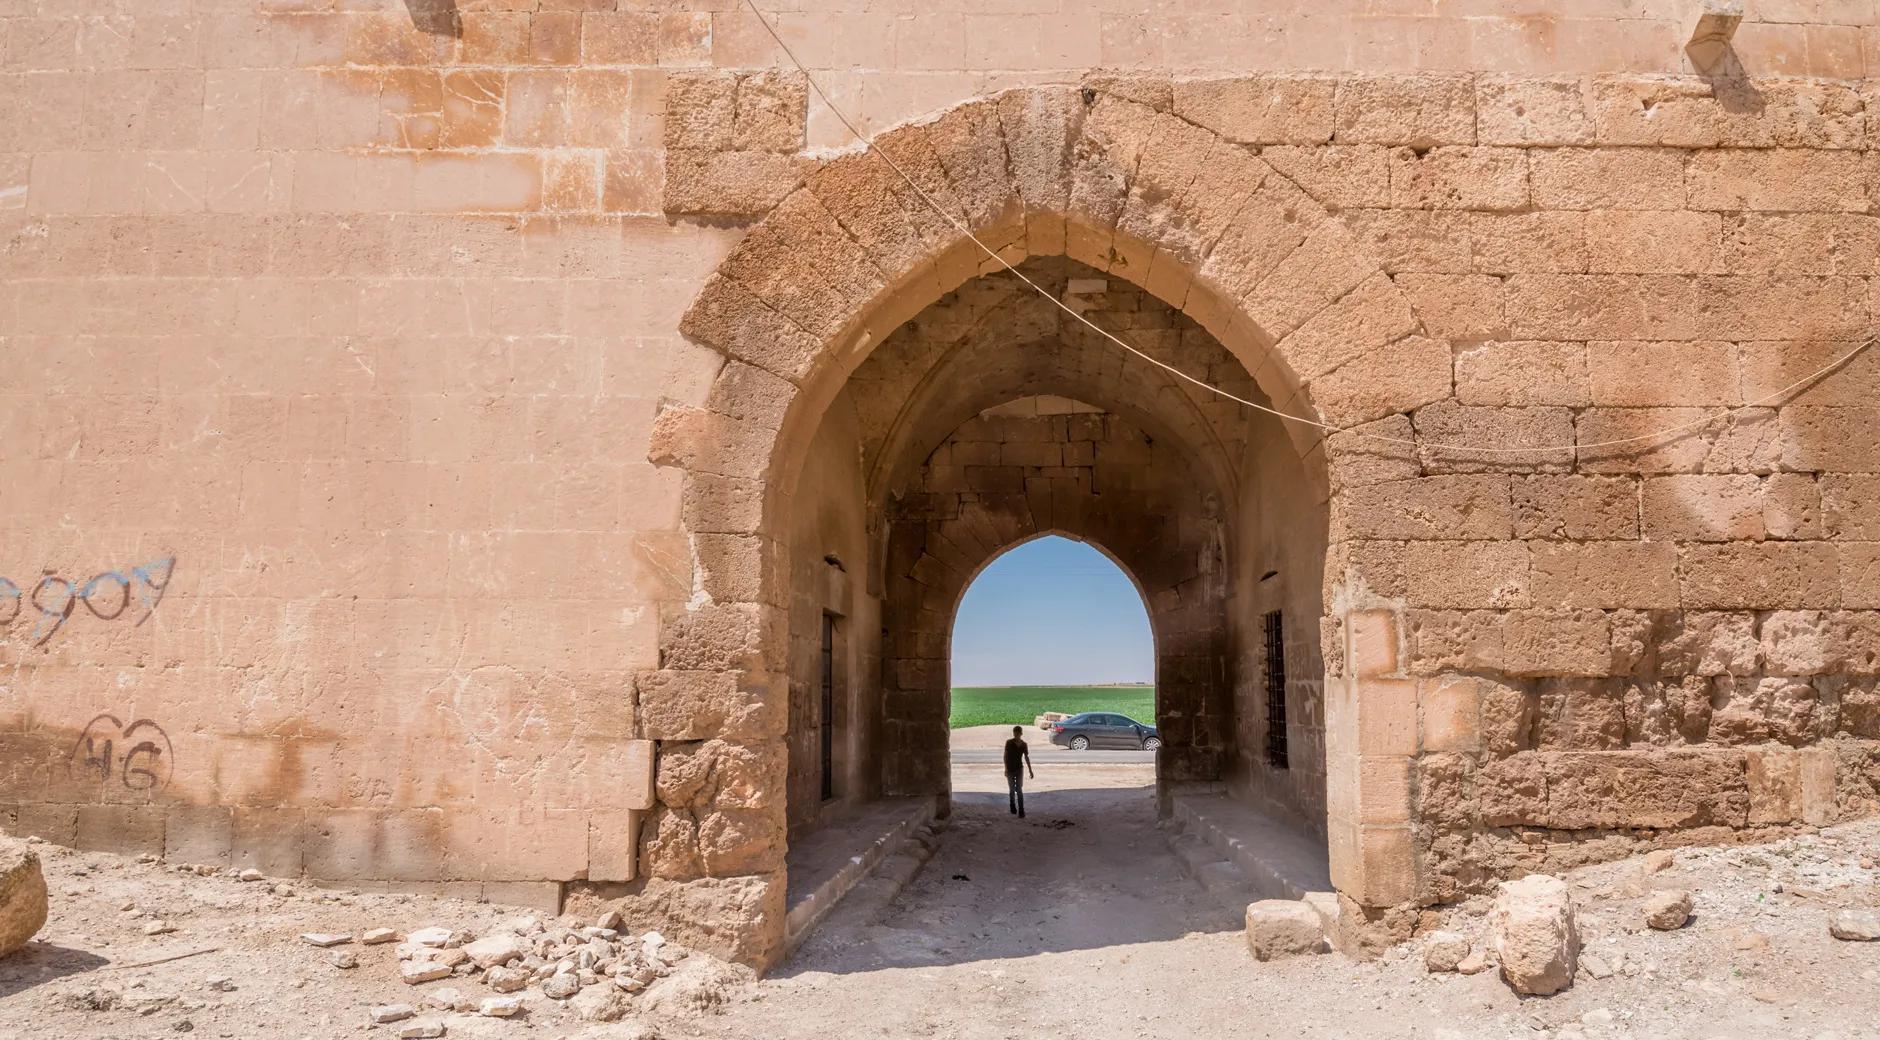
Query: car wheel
1069 735 1090 751
1142 736 1162 751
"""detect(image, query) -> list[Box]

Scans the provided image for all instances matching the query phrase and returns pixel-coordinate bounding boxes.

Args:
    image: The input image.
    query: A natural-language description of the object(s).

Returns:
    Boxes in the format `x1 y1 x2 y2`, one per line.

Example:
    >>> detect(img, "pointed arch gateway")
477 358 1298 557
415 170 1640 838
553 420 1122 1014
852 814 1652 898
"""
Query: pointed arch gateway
647 83 1452 967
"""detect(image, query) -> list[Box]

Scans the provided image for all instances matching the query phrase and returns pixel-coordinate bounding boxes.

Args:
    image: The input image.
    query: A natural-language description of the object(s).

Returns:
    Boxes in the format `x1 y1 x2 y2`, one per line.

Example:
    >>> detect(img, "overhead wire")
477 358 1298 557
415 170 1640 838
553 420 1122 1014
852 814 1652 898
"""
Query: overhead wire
737 0 1875 457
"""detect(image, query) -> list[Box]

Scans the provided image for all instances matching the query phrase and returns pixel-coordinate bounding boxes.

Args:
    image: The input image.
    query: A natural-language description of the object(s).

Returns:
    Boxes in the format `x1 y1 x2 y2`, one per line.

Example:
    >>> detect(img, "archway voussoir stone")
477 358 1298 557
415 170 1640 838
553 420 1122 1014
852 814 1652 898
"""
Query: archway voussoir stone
1274 272 1421 382
1308 334 1456 429
1112 108 1221 278
718 189 887 343
1195 171 1327 307
1063 95 1165 269
679 274 824 385
704 361 799 432
1140 137 1273 305
1241 219 1382 343
806 147 958 288
996 85 1083 254
922 98 1022 233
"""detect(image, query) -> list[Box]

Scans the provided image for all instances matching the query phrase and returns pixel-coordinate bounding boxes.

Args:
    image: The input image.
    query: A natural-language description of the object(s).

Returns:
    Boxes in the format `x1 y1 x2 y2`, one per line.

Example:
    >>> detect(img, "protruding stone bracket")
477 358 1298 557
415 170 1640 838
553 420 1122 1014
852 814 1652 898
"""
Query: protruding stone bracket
1686 0 1744 73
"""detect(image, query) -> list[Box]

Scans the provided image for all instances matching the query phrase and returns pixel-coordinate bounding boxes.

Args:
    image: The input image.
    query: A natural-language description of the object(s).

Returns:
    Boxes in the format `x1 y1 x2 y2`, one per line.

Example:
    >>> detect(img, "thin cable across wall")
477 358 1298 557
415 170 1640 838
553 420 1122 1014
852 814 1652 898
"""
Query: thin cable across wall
736 0 1876 458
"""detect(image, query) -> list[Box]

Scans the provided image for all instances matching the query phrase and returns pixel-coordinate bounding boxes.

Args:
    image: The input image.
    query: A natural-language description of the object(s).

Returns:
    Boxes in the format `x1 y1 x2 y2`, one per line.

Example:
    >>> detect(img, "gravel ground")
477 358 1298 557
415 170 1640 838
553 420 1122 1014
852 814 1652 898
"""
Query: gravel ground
3 764 1877 1040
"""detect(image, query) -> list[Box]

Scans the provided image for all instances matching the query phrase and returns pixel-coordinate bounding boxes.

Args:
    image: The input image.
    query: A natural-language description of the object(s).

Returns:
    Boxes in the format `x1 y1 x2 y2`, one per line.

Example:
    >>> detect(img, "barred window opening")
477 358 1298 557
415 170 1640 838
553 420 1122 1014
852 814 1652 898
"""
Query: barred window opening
1263 610 1288 770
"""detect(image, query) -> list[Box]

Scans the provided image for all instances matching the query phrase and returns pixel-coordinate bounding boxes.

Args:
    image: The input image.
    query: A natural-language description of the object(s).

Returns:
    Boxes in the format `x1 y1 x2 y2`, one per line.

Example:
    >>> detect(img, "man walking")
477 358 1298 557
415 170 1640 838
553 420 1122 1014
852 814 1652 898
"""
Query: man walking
1003 725 1034 818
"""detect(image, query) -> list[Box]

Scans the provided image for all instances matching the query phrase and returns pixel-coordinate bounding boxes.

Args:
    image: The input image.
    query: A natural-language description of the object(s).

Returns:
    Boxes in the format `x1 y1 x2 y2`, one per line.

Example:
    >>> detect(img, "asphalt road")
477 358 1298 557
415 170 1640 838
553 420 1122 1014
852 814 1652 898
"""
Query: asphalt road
950 749 1156 764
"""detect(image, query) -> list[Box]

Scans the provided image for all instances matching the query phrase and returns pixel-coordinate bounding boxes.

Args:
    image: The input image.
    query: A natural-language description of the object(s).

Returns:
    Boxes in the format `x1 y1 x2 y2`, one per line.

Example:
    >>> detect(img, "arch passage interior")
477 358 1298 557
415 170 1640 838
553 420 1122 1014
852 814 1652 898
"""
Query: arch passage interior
781 257 1328 845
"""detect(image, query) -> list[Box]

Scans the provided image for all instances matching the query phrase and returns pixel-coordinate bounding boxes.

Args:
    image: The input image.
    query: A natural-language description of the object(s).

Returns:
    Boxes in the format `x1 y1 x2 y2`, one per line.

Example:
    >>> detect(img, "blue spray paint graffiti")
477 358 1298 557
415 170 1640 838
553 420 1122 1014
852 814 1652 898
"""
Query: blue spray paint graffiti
0 556 176 648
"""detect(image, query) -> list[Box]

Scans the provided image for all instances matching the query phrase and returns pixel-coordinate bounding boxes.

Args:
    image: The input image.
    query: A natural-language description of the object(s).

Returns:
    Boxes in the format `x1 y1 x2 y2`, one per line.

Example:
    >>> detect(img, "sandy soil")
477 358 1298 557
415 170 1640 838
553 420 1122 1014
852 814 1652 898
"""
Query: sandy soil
4 764 1878 1040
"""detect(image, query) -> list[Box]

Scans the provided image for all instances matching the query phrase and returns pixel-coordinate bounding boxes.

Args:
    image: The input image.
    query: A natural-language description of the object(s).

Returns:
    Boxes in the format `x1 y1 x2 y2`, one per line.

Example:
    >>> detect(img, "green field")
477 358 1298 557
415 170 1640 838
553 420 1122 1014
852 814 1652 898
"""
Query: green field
949 685 1155 729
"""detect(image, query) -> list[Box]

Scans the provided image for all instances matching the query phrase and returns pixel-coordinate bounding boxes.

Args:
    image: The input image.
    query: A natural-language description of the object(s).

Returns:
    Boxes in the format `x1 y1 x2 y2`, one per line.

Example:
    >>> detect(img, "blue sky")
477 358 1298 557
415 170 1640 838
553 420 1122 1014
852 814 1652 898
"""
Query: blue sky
950 535 1154 686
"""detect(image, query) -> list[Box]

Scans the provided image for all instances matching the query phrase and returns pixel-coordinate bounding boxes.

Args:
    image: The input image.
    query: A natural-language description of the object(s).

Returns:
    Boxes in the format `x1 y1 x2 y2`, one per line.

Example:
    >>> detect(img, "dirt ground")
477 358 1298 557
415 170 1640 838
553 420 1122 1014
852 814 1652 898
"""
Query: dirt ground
4 761 1879 1040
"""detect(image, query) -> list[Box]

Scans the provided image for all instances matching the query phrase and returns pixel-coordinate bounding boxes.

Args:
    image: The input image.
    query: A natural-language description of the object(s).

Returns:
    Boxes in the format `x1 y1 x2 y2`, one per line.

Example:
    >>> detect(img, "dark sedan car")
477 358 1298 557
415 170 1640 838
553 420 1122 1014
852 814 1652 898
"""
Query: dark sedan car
1046 712 1161 751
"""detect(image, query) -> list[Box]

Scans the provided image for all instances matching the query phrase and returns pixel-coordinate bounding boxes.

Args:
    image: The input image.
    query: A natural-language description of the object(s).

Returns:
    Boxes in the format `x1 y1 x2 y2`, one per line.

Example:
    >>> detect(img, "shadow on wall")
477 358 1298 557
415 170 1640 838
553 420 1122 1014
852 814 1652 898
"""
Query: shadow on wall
404 0 461 37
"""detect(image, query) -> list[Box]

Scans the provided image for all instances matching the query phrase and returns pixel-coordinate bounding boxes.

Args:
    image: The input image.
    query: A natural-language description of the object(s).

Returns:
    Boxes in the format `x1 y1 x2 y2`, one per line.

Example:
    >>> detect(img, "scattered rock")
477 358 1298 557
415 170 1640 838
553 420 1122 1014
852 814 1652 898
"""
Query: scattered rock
362 928 399 945
204 977 235 993
299 933 351 948
1732 929 1771 951
499 915 544 935
1643 889 1694 931
463 933 529 969
1581 1009 1615 1026
640 957 747 1015
1579 953 1613 979
1423 931 1470 973
479 996 523 1018
1244 900 1325 961
399 962 453 985
328 951 358 969
571 983 631 1022
61 988 121 1012
1642 850 1675 874
397 1020 444 1039
237 869 264 883
408 927 464 948
433 947 470 968
542 972 582 1000
1828 909 1880 942
595 910 622 930
1491 874 1579 996
1455 951 1491 975
424 988 464 1011
370 1004 416 1024
485 966 529 993
143 921 175 936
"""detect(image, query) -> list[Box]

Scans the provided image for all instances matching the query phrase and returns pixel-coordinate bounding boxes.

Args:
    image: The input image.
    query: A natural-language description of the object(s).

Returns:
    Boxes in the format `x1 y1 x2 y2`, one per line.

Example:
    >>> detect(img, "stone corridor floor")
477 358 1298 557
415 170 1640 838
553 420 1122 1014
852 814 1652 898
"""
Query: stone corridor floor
695 764 1880 1040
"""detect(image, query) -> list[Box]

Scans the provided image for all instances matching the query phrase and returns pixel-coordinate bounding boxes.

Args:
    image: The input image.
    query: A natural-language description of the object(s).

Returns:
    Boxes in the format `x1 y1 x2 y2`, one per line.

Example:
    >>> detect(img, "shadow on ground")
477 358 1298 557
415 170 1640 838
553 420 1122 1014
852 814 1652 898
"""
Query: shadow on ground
776 766 1243 977
0 941 111 1000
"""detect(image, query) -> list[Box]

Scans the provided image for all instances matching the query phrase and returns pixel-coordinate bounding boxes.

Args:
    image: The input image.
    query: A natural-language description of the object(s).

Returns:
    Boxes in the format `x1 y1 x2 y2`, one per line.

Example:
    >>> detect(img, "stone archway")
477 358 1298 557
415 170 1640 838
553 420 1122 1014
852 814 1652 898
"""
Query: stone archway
646 83 1453 967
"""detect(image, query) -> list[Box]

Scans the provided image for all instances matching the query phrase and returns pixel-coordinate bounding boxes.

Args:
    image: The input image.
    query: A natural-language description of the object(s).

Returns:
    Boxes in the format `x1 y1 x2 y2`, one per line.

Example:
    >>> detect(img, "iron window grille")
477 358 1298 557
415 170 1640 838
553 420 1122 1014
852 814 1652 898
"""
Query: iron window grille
1263 610 1288 769
820 614 836 801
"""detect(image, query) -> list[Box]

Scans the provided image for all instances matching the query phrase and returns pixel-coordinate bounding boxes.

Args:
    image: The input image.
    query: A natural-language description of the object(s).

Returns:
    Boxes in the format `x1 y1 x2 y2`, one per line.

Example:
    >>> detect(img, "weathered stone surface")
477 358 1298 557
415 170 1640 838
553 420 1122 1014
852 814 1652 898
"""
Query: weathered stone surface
1641 889 1692 930
0 840 48 958
1829 910 1880 941
1423 930 1471 972
1479 752 1748 830
1245 900 1325 961
463 933 529 969
571 982 632 1021
1490 874 1578 996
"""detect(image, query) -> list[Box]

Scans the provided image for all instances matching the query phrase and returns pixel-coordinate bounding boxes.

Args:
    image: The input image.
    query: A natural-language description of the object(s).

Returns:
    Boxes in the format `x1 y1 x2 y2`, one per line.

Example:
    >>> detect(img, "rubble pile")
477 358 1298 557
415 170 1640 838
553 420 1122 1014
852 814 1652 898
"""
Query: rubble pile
303 910 692 1031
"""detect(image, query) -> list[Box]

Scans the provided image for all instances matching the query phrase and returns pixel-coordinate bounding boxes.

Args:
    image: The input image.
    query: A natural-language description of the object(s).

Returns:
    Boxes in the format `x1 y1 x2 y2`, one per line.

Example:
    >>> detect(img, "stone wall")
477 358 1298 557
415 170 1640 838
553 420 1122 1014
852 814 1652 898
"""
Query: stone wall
7 0 1880 969
780 389 878 837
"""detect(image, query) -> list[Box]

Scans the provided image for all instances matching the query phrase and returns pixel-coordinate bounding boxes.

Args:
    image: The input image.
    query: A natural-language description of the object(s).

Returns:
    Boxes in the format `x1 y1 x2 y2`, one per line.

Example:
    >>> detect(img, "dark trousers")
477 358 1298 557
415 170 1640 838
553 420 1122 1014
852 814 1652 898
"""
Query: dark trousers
1006 772 1025 816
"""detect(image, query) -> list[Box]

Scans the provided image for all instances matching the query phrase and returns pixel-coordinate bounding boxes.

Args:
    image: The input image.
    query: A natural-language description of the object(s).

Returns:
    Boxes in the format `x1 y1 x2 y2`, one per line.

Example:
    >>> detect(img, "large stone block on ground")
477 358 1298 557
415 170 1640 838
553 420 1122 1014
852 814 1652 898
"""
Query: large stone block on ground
0 837 48 957
1245 899 1326 961
1491 874 1578 995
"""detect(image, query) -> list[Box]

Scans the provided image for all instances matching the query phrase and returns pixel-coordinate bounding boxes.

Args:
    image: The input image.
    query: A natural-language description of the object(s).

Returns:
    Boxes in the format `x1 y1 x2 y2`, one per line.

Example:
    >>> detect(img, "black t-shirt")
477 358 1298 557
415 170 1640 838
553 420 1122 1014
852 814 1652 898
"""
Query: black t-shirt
1003 737 1028 775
